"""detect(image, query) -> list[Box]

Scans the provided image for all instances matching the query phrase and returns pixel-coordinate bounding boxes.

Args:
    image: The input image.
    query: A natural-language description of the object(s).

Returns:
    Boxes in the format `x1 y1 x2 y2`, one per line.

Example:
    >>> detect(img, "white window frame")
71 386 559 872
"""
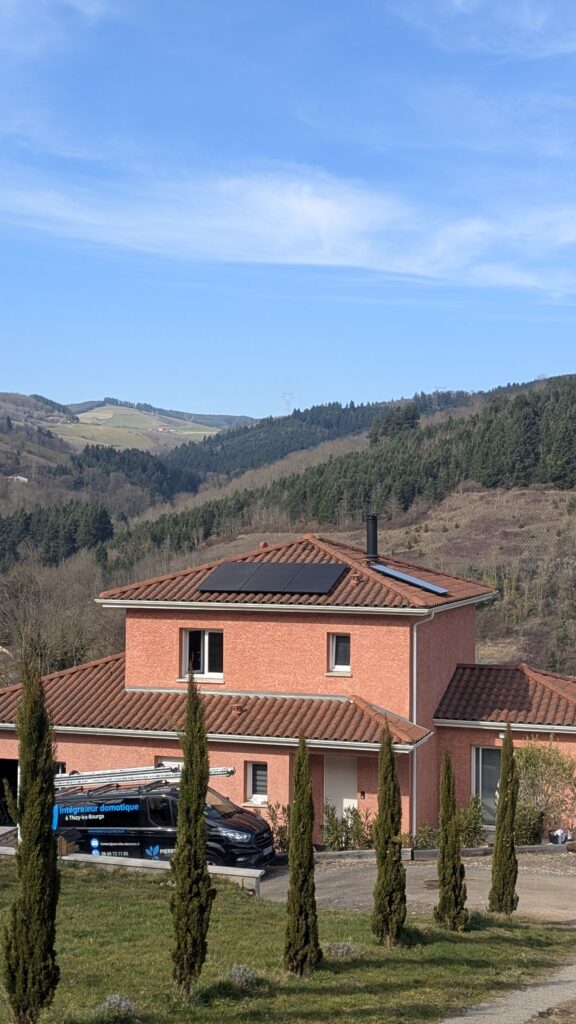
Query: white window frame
472 746 501 827
328 632 351 674
246 762 268 805
181 629 224 679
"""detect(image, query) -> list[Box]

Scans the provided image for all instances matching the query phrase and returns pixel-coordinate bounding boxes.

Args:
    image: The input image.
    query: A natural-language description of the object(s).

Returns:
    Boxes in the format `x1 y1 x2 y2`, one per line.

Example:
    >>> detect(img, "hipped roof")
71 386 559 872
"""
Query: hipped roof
435 663 576 729
99 535 495 611
0 654 430 751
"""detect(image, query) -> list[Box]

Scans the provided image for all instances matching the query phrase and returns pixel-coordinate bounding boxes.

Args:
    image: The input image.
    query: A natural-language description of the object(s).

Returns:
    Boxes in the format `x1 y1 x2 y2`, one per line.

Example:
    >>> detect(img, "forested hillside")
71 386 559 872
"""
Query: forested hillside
108 376 575 570
52 380 535 509
0 501 113 572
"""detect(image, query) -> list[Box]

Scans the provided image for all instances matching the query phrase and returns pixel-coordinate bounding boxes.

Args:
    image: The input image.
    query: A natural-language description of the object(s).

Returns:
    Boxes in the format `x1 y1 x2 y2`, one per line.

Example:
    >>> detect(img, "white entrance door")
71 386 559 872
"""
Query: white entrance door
324 756 358 815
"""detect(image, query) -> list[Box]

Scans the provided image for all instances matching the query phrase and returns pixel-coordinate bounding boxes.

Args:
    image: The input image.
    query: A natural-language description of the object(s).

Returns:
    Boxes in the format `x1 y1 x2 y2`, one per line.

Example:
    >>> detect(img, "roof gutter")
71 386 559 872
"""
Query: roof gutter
96 595 494 615
433 719 576 735
0 721 432 753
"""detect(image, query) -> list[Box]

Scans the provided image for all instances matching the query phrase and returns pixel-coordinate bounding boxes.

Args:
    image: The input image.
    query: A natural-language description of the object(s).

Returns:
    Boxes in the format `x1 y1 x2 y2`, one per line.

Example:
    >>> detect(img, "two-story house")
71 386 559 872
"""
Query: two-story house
1 517 575 836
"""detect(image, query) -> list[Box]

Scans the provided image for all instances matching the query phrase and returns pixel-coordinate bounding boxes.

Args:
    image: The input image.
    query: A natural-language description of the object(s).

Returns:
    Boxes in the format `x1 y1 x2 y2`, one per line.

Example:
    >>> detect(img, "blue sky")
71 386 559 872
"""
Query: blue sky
2 0 576 417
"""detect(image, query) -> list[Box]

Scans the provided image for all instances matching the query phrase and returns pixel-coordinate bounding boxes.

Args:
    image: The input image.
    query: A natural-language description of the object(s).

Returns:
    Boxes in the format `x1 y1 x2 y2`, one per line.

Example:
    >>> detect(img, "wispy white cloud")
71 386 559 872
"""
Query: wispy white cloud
1 162 576 294
392 0 576 58
0 0 122 56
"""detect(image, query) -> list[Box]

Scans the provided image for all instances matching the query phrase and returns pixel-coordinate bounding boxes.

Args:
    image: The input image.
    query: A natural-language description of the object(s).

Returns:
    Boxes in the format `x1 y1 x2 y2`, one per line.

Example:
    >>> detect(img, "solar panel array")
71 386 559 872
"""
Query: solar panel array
370 563 449 596
198 561 347 595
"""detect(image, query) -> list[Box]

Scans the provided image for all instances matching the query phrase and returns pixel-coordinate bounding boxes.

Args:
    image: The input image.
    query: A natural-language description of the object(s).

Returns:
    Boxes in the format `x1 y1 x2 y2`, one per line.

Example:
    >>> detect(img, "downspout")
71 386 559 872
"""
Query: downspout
410 611 435 838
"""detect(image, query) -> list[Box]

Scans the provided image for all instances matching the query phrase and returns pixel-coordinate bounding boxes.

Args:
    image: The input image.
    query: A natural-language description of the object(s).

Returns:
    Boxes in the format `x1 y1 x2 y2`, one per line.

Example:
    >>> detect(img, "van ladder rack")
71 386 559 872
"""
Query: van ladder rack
54 763 235 790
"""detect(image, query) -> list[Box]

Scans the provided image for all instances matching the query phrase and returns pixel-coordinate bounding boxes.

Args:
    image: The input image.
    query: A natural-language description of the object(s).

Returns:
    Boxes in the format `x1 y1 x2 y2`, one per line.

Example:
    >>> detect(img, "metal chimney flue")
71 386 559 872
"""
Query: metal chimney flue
366 513 378 561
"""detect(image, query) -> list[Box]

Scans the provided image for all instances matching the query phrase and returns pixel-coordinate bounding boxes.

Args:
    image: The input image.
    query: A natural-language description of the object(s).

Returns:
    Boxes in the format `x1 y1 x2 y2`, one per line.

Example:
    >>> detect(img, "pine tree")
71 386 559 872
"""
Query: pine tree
371 727 406 946
488 725 519 915
283 735 322 976
3 659 60 1024
434 752 468 931
171 676 215 999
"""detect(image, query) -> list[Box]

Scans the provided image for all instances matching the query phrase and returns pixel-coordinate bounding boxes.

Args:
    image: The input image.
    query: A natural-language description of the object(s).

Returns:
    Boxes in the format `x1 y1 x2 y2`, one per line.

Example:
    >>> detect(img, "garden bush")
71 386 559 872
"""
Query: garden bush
515 740 576 832
515 802 545 845
267 802 290 853
458 796 487 848
323 804 374 850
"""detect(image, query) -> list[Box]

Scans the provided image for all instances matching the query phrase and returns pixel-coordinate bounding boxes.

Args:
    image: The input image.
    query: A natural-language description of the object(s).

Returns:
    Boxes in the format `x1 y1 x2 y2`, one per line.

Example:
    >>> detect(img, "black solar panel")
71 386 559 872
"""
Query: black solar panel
198 562 260 592
283 563 347 594
198 561 347 595
241 563 303 593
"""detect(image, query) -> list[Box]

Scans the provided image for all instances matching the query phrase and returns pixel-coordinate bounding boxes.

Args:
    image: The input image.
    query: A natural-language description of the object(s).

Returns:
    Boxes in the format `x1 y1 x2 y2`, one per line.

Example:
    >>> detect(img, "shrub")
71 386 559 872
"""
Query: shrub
515 739 576 831
515 802 545 845
171 676 215 998
267 802 290 854
94 994 139 1023
283 736 322 976
227 964 259 991
322 804 374 850
458 796 487 848
489 725 519 916
3 660 60 1024
413 822 439 849
371 727 406 946
324 941 360 958
433 752 468 932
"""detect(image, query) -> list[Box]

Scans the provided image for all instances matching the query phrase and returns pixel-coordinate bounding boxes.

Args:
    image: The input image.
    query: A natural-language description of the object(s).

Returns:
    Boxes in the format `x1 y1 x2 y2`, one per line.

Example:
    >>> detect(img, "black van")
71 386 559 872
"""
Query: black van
53 784 275 866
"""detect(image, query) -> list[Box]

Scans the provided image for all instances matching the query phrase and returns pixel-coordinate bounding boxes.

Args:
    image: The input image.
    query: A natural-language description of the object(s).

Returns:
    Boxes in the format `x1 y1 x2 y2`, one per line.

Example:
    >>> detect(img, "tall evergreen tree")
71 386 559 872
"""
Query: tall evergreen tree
283 735 322 976
171 676 215 999
434 752 468 931
488 725 519 915
371 727 406 946
3 659 60 1024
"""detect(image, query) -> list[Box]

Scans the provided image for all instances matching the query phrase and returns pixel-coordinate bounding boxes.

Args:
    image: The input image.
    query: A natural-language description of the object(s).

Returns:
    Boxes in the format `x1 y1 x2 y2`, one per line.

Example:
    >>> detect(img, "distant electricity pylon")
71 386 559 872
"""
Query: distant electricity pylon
283 392 294 415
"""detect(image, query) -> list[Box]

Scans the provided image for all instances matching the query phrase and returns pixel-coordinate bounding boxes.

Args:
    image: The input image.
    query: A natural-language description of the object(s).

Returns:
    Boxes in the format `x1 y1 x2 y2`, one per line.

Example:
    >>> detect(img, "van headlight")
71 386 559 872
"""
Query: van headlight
215 827 251 843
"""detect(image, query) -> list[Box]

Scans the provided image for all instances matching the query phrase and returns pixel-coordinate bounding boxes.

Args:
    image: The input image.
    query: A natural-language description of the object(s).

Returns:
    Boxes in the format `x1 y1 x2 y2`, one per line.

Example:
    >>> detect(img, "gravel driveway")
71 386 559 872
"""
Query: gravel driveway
261 850 576 924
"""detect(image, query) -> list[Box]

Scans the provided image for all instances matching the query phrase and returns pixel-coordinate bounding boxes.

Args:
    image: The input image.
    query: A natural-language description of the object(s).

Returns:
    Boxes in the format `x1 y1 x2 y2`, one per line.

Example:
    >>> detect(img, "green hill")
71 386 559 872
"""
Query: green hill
49 404 221 452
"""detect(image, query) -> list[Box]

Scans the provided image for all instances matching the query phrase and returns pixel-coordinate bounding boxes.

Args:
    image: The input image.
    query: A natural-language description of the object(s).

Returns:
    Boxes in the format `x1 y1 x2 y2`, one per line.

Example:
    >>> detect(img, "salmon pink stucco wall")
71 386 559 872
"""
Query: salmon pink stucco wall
0 728 416 844
412 605 477 828
0 728 383 845
358 753 411 834
124 608 413 713
437 726 576 814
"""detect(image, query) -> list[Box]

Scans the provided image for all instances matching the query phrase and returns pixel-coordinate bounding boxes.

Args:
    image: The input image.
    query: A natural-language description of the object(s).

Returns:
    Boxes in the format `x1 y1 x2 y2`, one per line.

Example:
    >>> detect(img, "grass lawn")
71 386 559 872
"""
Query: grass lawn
0 860 574 1024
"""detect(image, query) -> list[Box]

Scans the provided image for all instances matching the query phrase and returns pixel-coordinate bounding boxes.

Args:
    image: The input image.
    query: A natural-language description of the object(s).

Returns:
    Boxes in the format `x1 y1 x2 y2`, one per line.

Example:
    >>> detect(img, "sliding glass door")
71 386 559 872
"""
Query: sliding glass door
473 747 501 826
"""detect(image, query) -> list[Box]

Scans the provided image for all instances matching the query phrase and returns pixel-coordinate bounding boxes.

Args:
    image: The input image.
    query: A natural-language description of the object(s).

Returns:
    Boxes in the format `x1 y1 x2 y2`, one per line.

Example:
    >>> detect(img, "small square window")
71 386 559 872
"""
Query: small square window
247 762 268 804
182 630 223 678
329 633 350 672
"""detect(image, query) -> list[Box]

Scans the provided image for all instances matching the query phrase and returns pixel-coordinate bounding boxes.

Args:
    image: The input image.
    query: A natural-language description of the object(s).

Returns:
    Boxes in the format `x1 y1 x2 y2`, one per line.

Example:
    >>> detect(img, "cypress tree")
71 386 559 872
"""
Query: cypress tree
283 735 322 976
488 726 519 915
3 659 60 1024
371 727 406 946
433 752 468 931
171 676 215 1000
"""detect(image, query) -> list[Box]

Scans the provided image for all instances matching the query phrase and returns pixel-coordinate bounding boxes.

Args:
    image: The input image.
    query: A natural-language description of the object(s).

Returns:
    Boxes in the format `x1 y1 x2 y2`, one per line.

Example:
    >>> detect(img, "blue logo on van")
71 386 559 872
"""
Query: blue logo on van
145 845 160 860
51 805 59 830
90 838 100 849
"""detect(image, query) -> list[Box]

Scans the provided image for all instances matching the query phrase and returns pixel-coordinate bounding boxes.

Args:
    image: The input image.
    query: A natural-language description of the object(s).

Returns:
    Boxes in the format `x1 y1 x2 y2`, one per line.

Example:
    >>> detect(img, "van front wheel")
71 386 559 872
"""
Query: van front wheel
206 852 224 866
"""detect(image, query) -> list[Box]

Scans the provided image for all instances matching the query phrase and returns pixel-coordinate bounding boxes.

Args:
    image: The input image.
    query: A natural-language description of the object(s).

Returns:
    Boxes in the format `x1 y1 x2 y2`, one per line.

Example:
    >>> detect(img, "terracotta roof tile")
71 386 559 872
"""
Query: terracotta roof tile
99 535 495 611
434 663 576 729
0 654 431 750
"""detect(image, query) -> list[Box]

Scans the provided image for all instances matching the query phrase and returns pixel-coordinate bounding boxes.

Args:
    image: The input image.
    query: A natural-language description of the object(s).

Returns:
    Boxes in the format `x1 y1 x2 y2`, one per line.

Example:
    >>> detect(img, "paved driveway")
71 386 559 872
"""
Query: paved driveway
261 851 576 925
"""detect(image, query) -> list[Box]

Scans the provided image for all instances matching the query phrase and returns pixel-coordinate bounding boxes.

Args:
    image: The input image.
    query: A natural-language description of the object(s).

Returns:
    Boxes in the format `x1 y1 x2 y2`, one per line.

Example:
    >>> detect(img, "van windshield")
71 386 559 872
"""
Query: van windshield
205 787 238 819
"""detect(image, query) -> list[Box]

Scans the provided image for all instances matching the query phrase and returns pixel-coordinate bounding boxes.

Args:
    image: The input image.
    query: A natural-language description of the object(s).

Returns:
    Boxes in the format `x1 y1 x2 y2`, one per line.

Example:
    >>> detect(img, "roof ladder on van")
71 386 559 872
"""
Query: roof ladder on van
53 763 236 790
